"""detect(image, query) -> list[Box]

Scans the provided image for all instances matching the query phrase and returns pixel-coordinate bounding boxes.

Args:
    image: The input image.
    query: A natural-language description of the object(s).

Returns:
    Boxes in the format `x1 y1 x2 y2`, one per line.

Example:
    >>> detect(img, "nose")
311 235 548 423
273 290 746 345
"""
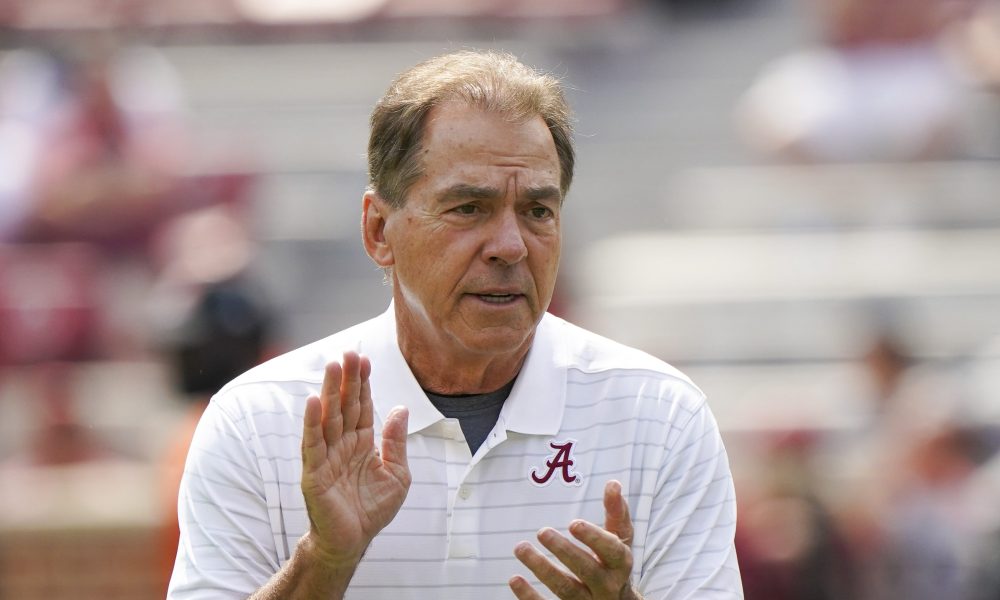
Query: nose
484 209 528 266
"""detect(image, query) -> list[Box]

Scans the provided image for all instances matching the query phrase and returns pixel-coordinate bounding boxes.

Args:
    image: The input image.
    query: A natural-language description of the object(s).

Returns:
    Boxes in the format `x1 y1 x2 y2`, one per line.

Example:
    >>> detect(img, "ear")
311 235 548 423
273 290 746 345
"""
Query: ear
362 191 394 268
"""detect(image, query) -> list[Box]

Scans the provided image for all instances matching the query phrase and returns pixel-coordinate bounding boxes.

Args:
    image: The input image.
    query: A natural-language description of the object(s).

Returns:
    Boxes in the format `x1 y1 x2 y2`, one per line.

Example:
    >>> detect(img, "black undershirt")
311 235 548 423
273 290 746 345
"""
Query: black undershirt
424 378 515 455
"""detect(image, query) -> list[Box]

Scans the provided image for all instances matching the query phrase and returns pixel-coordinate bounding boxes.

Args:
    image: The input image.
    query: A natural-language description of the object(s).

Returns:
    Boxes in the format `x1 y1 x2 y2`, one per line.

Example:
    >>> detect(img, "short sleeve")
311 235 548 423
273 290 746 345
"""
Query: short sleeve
638 401 743 599
167 395 281 599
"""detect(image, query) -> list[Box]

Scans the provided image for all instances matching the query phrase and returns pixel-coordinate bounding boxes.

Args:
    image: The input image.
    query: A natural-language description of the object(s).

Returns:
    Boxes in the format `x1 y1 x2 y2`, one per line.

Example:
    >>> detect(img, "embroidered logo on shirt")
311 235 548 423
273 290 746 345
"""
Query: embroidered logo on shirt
530 440 581 486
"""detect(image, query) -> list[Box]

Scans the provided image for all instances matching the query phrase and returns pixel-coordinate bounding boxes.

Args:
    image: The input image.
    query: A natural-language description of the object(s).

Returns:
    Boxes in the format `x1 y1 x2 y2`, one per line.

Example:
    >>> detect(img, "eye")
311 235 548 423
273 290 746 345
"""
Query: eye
452 204 479 215
528 205 554 220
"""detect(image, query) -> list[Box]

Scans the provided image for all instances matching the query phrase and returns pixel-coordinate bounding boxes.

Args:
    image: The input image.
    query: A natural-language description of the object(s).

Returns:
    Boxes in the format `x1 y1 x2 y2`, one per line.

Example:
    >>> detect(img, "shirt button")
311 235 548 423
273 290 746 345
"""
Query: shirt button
458 485 472 500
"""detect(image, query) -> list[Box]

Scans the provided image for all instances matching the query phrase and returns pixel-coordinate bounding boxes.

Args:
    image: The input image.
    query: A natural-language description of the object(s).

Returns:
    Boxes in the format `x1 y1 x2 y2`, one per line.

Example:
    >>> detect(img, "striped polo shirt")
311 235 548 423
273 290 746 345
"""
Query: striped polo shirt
168 307 743 599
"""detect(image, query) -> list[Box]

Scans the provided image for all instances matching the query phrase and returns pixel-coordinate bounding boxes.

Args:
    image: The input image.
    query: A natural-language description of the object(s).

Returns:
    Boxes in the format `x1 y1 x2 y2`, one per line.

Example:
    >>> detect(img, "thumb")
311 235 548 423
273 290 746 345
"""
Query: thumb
604 480 634 546
380 406 409 470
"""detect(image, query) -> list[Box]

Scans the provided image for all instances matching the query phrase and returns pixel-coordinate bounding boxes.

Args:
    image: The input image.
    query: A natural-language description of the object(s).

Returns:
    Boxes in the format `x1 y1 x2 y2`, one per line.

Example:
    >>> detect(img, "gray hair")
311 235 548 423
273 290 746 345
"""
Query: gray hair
367 50 575 207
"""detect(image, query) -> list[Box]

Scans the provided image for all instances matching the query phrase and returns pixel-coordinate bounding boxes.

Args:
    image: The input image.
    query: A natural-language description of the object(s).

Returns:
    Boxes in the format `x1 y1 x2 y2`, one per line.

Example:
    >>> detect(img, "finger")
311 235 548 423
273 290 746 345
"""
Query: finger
380 406 410 474
508 574 547 600
538 523 632 594
603 480 634 547
320 361 344 444
568 519 632 574
356 355 374 431
301 395 327 470
536 526 601 581
513 539 587 599
340 351 362 433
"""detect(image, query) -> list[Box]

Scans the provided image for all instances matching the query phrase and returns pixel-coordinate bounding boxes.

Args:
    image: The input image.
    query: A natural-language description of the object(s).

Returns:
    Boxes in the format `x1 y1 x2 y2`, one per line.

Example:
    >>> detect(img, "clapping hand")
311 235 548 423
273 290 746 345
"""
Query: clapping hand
299 351 411 566
509 480 641 600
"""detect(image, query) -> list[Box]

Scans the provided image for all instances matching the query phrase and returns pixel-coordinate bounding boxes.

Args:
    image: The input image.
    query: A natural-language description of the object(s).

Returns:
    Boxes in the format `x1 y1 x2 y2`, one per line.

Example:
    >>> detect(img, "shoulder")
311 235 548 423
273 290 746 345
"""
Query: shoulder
541 313 703 392
539 313 708 425
211 315 383 417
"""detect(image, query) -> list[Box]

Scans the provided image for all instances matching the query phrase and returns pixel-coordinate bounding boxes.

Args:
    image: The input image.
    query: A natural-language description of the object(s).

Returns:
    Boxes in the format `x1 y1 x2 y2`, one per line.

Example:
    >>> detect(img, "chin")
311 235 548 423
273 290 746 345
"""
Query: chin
459 326 534 356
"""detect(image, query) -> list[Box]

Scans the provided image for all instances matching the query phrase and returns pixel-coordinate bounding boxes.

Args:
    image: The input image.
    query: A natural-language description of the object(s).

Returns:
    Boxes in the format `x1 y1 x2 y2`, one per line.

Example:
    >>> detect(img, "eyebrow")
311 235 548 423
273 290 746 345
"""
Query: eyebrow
524 185 562 202
437 183 562 203
439 184 501 202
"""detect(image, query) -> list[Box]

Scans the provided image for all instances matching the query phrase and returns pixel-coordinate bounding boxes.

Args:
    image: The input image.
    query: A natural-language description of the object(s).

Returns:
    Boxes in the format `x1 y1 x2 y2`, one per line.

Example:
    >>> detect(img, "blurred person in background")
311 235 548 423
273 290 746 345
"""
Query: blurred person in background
167 49 743 599
873 424 988 600
157 274 276 593
735 431 857 600
968 532 1000 600
965 446 1000 600
824 328 993 600
0 35 253 354
736 0 975 162
0 38 188 251
945 0 1000 91
0 36 193 369
151 200 279 591
0 36 255 467
946 334 1000 600
0 38 191 467
46 44 183 241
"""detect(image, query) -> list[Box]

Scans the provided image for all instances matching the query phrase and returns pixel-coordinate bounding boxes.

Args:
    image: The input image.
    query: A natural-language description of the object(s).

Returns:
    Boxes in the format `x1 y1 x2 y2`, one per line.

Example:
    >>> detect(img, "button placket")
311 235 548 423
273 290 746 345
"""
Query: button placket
440 420 479 559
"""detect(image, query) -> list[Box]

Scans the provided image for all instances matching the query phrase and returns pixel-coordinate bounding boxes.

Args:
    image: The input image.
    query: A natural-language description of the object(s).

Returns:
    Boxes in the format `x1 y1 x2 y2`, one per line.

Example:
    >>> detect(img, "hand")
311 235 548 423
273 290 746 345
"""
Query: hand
300 351 411 567
509 480 640 600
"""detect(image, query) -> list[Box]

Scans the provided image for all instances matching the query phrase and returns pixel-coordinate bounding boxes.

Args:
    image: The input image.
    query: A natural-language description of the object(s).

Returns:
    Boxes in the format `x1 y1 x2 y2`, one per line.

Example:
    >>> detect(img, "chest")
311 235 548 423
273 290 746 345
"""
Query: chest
266 400 671 597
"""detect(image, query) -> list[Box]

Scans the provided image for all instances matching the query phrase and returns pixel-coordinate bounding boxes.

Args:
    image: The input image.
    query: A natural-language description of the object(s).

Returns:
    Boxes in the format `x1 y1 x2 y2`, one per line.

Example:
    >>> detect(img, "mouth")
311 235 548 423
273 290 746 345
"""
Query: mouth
472 293 522 305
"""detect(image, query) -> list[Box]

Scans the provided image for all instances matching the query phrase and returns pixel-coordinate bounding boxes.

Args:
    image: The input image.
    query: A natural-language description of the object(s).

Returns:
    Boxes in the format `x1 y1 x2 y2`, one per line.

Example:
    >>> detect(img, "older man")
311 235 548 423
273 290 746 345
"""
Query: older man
167 50 743 599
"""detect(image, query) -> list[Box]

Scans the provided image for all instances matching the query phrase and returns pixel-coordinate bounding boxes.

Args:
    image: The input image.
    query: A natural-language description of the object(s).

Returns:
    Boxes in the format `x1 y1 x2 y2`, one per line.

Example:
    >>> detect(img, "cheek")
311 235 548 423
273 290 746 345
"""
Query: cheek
396 235 462 289
529 234 561 270
527 248 561 298
391 219 436 266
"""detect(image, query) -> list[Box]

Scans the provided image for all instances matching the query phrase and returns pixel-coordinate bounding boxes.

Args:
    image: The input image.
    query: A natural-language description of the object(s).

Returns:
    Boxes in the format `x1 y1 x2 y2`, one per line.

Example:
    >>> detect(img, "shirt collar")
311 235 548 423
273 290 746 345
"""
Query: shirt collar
362 304 566 437
363 305 444 436
500 314 565 436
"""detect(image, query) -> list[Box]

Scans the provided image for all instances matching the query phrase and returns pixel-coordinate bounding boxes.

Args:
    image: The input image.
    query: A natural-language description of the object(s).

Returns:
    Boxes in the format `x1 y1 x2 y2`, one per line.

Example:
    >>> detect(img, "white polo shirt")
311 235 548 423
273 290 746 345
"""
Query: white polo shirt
168 307 743 599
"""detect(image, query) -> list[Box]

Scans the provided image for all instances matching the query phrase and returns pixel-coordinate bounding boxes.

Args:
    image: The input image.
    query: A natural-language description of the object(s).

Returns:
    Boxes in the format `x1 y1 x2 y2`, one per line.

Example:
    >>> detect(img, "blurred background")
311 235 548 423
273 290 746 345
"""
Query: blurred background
1 0 999 597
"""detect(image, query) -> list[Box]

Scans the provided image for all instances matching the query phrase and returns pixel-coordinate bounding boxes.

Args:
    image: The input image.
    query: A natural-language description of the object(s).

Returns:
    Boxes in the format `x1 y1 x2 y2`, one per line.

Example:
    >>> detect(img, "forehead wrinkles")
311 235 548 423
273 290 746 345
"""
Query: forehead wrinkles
426 135 552 166
418 104 560 199
427 176 510 205
432 164 558 202
423 105 554 158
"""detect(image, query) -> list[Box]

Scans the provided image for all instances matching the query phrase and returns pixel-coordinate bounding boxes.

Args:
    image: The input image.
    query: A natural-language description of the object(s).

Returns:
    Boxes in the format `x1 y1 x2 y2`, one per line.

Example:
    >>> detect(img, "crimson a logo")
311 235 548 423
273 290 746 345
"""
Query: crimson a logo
530 440 582 486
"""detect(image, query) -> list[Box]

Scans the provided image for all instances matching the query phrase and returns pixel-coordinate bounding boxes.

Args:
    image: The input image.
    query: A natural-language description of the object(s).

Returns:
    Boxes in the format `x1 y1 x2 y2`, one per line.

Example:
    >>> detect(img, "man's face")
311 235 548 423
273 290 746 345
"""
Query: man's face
373 100 563 361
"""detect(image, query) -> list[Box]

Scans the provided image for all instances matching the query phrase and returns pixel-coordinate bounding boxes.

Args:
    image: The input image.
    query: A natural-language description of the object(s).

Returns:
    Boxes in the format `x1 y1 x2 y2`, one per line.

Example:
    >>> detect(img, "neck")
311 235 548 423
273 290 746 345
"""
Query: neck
398 333 531 395
392 299 534 394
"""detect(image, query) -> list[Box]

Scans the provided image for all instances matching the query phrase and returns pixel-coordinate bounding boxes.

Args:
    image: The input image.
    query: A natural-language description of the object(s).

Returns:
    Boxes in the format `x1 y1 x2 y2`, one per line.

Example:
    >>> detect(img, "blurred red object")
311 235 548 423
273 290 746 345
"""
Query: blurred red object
0 243 103 365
